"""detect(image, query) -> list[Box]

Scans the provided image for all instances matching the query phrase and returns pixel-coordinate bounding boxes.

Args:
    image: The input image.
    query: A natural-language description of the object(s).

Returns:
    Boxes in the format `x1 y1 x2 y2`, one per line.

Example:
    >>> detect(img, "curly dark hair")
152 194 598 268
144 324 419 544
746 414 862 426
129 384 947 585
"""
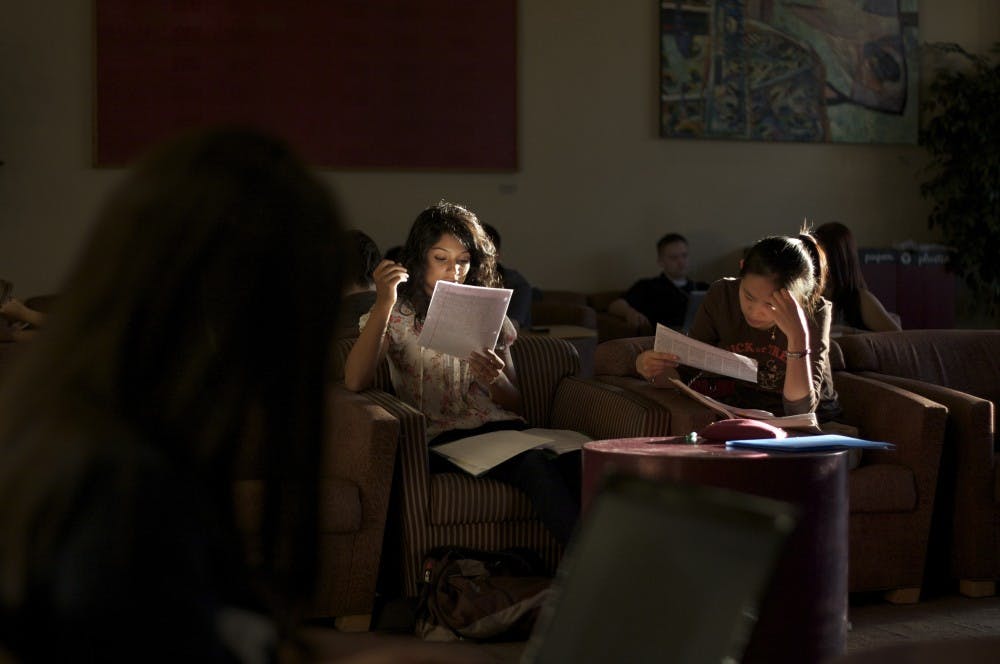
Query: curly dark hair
396 201 499 321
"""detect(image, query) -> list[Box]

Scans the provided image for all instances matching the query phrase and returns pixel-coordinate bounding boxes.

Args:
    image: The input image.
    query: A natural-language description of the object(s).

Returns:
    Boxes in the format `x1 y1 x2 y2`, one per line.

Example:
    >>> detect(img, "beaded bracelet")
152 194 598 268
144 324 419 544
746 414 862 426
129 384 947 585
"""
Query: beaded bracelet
786 349 811 359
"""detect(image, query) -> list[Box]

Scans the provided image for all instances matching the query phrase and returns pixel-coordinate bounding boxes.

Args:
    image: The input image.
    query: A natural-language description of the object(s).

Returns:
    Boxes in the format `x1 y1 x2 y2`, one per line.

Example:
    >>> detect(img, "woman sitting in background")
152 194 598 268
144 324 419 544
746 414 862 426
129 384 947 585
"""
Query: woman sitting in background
814 221 901 334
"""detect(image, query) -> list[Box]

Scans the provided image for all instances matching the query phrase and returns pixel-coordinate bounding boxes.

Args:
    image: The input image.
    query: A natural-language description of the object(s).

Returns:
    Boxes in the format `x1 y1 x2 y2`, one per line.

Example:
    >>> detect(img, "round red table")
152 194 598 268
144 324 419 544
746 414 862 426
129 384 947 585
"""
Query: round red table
582 437 849 663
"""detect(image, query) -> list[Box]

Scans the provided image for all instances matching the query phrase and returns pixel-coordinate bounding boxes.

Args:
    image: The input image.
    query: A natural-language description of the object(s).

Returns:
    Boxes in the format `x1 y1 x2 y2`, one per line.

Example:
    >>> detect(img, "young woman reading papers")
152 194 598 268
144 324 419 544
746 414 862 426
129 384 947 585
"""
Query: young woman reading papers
636 231 842 422
344 202 580 544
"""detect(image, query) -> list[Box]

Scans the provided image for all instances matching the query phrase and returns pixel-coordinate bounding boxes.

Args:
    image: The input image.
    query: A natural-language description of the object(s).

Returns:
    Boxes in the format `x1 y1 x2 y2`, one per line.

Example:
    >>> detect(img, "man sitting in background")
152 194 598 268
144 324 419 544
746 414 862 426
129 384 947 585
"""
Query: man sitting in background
609 233 709 332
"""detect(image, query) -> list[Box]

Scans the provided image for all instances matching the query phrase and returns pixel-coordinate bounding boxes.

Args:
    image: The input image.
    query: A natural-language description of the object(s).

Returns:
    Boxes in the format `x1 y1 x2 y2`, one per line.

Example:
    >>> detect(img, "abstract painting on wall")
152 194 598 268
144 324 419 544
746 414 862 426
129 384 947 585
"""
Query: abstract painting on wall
660 0 919 144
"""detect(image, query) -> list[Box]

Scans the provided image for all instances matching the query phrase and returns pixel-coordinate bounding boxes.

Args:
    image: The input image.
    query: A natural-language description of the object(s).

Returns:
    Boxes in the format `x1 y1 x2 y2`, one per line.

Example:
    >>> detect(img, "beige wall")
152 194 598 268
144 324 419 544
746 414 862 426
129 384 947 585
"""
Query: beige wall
1 1 998 297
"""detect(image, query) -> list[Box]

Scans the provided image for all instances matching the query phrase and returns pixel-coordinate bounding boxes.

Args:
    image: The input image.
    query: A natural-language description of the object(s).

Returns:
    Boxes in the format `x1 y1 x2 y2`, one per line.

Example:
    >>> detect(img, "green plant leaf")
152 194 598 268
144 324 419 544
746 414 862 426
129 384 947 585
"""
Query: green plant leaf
919 41 1000 317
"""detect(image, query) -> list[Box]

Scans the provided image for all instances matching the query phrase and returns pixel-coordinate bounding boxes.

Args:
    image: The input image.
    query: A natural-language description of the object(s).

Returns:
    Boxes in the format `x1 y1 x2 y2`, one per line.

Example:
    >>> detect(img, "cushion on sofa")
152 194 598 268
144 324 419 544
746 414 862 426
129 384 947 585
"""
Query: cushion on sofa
429 473 536 525
587 290 624 312
594 336 654 376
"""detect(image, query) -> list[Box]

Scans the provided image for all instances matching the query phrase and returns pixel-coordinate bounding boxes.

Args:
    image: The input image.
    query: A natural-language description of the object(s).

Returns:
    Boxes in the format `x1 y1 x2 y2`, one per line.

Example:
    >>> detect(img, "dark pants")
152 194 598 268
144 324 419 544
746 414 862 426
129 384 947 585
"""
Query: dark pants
429 421 581 545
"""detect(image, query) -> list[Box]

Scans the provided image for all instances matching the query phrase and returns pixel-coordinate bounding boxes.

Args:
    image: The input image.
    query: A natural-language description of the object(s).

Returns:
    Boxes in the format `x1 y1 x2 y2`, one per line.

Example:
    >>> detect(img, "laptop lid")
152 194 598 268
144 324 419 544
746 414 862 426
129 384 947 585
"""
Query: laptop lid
522 474 797 664
681 289 707 334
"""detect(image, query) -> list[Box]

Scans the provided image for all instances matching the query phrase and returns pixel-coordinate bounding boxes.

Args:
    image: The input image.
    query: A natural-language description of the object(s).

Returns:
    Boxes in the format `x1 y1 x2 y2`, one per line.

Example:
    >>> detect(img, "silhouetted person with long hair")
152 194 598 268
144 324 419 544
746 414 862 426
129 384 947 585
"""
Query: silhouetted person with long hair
814 221 901 333
0 128 345 661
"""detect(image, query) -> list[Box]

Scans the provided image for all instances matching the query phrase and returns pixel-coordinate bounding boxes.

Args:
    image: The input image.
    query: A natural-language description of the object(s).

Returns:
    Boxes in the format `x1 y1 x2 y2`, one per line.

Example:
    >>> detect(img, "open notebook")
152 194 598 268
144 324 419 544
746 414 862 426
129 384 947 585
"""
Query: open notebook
521 474 797 664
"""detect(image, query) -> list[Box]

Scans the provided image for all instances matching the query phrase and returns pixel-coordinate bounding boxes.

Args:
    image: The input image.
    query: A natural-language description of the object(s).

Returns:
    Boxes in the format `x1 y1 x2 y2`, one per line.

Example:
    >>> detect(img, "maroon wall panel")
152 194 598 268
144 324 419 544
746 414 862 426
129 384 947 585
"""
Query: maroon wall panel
95 1 517 169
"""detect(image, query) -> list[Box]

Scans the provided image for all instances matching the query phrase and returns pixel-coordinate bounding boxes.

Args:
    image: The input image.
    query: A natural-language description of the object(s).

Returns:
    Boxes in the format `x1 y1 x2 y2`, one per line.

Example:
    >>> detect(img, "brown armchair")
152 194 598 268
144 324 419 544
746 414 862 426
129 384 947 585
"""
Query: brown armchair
332 334 671 597
529 289 650 342
234 385 399 628
530 289 597 329
837 329 1000 598
591 336 948 601
588 290 652 342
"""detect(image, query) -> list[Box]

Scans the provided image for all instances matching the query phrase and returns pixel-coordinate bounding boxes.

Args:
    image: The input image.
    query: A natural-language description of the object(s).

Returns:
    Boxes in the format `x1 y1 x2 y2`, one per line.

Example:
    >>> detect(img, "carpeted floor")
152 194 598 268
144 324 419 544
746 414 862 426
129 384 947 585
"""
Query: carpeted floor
845 592 1000 655
301 593 1000 663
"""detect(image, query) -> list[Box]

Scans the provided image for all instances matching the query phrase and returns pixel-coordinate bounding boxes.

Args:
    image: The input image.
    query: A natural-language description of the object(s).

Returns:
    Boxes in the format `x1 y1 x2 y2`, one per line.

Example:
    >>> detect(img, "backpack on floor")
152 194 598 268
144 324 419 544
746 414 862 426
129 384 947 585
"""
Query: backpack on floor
414 546 554 642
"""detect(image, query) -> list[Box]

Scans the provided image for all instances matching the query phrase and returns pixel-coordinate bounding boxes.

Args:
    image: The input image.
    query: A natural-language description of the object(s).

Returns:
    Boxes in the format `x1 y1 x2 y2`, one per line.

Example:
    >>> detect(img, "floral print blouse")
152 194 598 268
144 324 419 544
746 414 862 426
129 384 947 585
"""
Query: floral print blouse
359 304 523 441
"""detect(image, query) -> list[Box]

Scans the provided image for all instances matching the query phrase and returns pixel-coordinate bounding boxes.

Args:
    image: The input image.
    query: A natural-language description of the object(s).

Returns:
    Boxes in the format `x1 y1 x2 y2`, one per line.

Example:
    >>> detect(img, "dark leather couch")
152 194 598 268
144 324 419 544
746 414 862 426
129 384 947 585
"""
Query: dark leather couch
837 329 1000 598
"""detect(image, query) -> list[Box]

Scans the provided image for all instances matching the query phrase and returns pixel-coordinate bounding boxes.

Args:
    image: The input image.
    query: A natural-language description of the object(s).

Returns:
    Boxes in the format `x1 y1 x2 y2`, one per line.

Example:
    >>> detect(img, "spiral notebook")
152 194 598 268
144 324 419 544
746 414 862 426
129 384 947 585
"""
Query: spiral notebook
522 474 797 664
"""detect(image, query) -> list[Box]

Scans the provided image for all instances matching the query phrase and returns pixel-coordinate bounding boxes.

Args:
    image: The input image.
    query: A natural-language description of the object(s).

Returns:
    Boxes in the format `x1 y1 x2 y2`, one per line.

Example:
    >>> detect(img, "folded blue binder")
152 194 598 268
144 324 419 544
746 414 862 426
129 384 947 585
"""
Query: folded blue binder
725 434 895 452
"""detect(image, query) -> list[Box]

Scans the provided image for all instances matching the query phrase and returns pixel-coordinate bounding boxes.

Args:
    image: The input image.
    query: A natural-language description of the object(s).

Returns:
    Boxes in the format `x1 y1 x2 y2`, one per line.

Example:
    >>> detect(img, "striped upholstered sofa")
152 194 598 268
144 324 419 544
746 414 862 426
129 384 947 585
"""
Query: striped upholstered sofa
332 333 666 597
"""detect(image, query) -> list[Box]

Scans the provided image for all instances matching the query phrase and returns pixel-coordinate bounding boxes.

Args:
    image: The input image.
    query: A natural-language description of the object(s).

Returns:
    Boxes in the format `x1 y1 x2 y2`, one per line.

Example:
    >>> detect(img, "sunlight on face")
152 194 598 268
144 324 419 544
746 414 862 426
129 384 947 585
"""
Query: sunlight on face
739 273 780 330
424 233 471 295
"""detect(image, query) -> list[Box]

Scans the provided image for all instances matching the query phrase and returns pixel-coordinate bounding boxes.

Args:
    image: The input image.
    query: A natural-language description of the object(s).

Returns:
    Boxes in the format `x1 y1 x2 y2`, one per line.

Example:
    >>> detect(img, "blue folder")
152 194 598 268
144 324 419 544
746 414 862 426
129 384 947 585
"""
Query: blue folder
725 434 895 452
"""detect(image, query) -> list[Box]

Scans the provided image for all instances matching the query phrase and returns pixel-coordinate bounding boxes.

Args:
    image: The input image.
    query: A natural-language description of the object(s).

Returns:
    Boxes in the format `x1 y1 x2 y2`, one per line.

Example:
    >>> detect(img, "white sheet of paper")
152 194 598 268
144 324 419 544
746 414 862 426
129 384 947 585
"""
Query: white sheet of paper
416 280 513 358
666 378 771 419
431 430 554 477
431 428 591 477
654 323 758 383
666 377 820 431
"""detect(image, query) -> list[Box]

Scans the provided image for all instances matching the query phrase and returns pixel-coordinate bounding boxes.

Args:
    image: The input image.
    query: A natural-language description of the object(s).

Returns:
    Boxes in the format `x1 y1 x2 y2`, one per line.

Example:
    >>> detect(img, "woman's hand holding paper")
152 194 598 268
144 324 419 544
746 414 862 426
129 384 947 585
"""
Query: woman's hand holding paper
469 347 506 386
635 350 680 382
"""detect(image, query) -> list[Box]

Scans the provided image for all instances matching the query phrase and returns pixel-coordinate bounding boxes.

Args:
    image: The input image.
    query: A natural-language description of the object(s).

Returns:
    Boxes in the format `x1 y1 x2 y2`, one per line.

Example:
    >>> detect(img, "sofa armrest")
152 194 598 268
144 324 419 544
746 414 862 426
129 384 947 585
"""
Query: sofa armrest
858 372 995 471
512 335 580 426
549 376 671 439
357 387 426 467
596 313 650 342
593 375 718 435
833 372 947 508
594 336 655 376
857 371 996 578
586 290 624 313
326 386 399 515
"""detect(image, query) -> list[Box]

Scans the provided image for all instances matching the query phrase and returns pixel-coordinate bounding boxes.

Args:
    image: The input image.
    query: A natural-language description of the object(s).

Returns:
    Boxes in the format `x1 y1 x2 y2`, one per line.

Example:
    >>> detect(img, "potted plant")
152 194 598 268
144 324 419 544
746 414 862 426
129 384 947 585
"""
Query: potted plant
919 42 1000 319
